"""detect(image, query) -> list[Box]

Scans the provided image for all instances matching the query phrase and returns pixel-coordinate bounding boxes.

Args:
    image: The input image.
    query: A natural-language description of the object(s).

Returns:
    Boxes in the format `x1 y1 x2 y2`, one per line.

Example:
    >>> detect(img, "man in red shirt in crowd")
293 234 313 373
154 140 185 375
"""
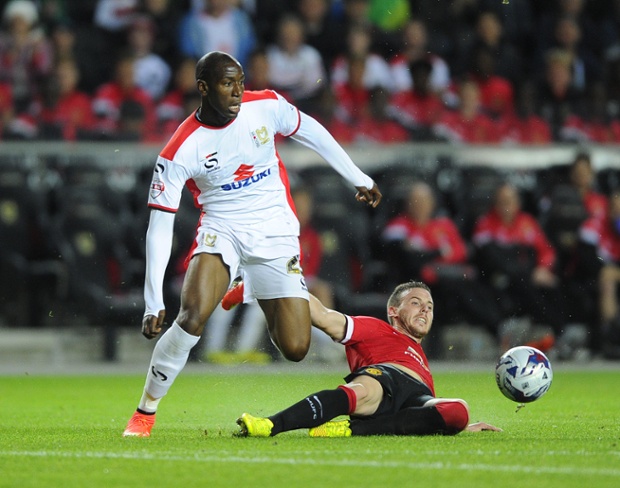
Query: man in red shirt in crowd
37 58 94 140
579 191 620 358
236 280 500 437
381 181 501 336
472 182 564 349
92 54 155 138
388 58 445 140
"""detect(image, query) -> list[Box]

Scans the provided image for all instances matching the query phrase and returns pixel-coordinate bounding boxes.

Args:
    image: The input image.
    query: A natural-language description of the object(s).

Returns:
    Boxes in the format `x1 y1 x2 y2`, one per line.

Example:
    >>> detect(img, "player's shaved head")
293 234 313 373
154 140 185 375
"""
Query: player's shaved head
196 51 242 85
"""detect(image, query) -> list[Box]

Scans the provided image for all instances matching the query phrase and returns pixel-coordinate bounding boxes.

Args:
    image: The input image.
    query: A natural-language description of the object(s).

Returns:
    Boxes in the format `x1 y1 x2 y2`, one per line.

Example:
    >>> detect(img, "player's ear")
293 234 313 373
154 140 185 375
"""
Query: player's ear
387 306 398 319
197 79 207 96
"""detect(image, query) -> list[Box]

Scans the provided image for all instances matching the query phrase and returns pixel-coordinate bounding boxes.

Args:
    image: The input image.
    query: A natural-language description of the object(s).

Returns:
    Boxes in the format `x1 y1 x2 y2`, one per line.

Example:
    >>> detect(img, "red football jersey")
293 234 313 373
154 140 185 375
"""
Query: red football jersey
342 315 435 395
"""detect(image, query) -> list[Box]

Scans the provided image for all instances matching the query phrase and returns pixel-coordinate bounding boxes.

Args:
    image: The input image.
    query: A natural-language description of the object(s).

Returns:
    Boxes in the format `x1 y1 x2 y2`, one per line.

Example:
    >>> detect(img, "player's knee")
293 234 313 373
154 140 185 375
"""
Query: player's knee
434 400 470 434
279 340 309 362
176 310 207 336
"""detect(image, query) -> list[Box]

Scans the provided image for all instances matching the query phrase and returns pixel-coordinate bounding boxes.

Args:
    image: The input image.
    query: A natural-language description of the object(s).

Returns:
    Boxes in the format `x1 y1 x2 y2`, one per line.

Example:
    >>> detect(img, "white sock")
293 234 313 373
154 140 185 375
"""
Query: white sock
139 322 200 407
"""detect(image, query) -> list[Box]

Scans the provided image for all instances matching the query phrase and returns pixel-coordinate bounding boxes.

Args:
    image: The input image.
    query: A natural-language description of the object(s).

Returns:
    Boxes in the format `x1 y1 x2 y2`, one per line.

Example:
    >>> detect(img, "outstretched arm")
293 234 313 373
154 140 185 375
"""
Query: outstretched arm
291 112 381 207
309 294 347 342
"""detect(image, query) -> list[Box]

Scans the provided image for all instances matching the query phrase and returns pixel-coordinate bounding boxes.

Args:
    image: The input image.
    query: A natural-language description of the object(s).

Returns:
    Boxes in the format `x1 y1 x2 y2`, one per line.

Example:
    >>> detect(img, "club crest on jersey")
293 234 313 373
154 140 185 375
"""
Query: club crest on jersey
364 368 383 376
150 177 165 198
203 233 217 247
251 126 270 147
286 255 303 275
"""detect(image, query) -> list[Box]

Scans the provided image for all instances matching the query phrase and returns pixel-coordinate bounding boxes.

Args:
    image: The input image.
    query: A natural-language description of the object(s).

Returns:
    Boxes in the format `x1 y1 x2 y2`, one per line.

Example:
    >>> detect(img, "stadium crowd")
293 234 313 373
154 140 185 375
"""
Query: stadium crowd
2 0 620 363
2 0 620 143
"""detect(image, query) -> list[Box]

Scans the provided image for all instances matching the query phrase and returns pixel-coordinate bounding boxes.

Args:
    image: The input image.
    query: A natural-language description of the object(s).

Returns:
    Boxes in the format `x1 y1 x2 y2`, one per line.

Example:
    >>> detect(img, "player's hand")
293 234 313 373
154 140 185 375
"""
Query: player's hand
355 183 382 208
465 422 503 432
142 310 166 339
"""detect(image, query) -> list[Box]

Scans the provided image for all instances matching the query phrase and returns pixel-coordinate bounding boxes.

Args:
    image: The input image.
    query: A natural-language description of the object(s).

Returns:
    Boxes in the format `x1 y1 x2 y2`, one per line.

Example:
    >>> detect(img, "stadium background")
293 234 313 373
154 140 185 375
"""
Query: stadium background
2 0 620 368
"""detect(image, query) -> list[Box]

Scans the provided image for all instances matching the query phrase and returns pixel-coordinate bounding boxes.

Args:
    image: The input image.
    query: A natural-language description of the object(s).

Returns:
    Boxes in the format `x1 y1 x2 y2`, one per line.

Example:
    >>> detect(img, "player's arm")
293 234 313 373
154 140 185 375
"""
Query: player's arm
309 293 347 342
142 208 175 339
291 112 382 207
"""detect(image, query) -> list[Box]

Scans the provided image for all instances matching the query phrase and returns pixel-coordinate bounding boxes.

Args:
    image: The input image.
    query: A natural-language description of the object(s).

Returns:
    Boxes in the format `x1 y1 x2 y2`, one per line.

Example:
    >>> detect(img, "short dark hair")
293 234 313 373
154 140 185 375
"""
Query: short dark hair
387 281 431 324
195 51 241 84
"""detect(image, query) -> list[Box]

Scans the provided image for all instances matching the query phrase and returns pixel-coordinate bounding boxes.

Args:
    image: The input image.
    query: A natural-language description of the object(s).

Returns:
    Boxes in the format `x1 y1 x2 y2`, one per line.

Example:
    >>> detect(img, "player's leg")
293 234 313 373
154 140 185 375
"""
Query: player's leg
237 385 354 437
124 253 230 437
349 398 470 436
258 296 311 361
237 375 383 437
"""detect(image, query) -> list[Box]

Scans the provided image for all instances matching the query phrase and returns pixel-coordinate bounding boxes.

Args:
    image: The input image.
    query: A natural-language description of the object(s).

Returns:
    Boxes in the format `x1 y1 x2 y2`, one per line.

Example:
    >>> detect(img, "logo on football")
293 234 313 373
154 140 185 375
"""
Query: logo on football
495 346 553 403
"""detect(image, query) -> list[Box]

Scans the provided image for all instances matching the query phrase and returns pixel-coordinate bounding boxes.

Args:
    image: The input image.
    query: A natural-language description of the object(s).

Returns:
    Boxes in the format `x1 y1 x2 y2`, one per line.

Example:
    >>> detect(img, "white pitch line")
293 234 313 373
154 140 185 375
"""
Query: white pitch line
1 451 619 477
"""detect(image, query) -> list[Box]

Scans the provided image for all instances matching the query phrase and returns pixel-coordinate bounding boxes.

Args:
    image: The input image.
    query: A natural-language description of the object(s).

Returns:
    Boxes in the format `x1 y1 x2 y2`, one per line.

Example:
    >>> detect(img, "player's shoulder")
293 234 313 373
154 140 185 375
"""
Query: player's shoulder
159 112 203 161
242 89 279 103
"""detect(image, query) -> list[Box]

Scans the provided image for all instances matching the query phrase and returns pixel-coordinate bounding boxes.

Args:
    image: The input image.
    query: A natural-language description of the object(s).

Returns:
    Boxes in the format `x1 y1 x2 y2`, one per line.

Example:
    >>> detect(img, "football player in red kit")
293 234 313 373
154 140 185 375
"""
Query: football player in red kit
237 281 501 437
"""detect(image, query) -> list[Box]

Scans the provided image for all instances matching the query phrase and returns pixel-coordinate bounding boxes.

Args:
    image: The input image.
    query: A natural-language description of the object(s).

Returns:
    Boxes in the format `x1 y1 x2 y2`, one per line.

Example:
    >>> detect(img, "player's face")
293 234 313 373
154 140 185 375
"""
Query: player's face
201 61 245 125
388 288 434 342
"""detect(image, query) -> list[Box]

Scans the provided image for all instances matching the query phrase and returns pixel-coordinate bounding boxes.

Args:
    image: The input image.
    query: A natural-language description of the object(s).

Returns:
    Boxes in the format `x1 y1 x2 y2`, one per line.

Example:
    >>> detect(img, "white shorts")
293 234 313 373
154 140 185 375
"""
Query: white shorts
191 220 309 302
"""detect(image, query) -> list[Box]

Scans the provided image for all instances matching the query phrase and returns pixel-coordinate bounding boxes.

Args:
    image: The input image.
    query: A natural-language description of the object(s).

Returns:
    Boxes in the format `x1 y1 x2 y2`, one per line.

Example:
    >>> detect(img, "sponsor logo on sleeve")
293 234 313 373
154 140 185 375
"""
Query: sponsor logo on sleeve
150 177 165 198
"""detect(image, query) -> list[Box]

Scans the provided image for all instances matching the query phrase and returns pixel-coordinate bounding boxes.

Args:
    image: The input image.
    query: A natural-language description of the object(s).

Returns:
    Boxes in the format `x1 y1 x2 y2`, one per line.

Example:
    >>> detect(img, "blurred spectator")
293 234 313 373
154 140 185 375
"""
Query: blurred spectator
472 182 565 351
113 98 159 142
0 0 53 113
244 48 277 92
499 81 552 144
126 15 171 101
580 82 620 143
35 58 94 140
568 152 608 223
327 85 410 145
536 0 617 62
156 57 199 137
537 48 585 142
293 185 335 310
388 58 445 141
477 0 534 59
296 0 344 78
91 53 155 138
380 181 501 343
578 190 620 359
466 44 514 120
48 17 74 63
546 14 602 93
330 23 393 97
457 10 523 86
178 0 256 67
389 19 451 98
93 0 139 56
292 184 344 362
137 0 182 67
266 13 325 113
433 79 498 143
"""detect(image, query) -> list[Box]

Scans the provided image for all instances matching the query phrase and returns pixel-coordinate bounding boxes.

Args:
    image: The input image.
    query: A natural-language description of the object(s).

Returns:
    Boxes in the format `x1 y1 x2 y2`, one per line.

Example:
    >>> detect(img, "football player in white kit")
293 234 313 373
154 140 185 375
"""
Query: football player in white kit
123 51 382 437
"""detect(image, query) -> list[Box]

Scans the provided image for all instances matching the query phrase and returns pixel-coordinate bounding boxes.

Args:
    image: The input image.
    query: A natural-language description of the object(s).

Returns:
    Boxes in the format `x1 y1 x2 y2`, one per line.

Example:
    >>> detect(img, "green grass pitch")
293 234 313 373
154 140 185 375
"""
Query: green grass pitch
1 366 619 488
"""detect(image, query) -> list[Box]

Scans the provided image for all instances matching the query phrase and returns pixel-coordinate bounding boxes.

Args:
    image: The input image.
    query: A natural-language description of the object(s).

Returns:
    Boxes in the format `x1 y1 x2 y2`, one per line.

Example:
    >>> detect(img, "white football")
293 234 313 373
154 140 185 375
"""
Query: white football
495 346 553 403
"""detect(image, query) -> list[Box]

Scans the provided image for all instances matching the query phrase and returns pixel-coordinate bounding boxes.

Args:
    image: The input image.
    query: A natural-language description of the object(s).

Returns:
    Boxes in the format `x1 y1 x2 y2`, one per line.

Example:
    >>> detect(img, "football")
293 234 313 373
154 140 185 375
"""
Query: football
495 346 553 403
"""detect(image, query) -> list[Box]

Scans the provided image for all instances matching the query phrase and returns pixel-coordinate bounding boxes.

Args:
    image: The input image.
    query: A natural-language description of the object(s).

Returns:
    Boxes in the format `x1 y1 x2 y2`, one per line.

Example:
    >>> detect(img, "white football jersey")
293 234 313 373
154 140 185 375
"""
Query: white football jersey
148 90 301 236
